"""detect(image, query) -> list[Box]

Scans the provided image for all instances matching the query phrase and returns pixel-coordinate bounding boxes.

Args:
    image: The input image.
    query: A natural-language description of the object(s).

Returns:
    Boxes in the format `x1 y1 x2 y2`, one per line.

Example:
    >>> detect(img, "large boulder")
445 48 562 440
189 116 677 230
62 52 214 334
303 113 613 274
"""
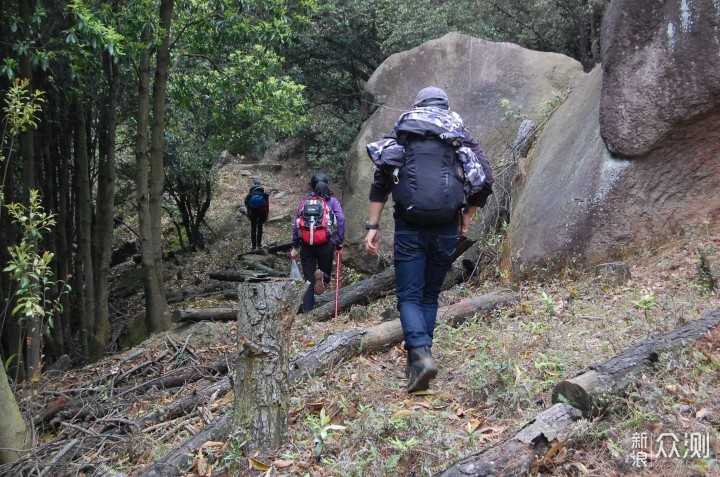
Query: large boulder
342 33 583 272
506 65 720 275
600 0 720 157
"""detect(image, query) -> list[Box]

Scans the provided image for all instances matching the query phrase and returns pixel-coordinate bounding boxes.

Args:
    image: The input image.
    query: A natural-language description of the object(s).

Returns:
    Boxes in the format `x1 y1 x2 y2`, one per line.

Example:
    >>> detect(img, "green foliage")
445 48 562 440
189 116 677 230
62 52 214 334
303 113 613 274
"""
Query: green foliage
305 109 361 181
68 0 125 57
539 291 556 316
478 0 608 71
694 248 717 294
538 91 566 122
305 407 347 456
4 190 70 333
222 436 247 463
500 97 528 122
632 291 656 322
374 0 483 55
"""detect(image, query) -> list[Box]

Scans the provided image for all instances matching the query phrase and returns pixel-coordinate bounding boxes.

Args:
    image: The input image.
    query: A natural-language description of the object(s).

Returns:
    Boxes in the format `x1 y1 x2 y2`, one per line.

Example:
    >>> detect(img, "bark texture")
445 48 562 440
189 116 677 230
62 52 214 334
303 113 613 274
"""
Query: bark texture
436 403 583 477
552 308 720 416
0 365 27 463
233 279 303 450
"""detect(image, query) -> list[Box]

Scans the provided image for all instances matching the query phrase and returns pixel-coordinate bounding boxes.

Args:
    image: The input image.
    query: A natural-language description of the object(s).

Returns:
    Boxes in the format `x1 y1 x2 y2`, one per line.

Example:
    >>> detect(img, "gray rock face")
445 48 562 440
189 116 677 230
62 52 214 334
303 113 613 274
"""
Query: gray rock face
506 65 720 274
600 0 720 157
342 33 583 271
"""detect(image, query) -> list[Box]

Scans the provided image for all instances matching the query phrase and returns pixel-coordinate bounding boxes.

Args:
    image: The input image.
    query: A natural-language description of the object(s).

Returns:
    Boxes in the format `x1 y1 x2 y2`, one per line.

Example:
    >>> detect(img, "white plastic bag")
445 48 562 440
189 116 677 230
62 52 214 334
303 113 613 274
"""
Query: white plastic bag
289 259 303 280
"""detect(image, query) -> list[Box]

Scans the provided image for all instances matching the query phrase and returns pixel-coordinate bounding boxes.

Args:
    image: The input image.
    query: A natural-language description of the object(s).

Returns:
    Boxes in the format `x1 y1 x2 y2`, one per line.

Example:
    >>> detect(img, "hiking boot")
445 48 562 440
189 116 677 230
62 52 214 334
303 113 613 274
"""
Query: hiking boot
314 269 326 295
406 346 438 393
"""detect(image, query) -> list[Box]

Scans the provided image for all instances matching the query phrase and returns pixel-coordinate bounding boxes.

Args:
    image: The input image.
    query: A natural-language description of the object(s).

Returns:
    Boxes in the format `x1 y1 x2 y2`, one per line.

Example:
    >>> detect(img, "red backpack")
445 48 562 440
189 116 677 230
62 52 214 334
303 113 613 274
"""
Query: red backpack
297 196 335 245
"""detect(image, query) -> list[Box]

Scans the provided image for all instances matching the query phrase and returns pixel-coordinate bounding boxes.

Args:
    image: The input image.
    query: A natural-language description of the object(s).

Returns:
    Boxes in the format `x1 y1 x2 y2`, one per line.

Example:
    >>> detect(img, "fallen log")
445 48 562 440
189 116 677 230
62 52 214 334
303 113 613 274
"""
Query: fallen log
438 291 515 326
293 290 518 381
167 287 236 304
207 270 269 282
435 403 583 477
239 258 285 277
552 308 720 417
307 266 397 321
136 378 232 429
266 242 293 253
171 307 236 323
310 241 478 319
139 414 233 477
48 355 232 425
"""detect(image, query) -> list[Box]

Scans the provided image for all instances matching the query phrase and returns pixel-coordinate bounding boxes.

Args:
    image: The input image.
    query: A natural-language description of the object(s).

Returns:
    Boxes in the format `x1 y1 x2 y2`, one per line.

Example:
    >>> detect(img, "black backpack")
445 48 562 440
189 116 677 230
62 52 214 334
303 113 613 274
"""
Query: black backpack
392 134 466 226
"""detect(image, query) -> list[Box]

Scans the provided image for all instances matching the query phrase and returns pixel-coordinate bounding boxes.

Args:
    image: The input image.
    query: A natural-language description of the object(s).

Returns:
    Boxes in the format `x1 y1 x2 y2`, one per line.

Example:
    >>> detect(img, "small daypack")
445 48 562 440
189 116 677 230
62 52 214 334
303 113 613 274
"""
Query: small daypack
297 196 335 245
247 187 267 209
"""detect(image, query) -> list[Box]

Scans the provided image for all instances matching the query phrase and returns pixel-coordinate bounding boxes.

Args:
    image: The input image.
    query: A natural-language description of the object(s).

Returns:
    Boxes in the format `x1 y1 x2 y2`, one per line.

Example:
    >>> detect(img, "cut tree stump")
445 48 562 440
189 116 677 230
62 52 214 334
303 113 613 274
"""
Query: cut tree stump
436 403 583 477
233 278 304 451
552 308 720 417
292 290 518 381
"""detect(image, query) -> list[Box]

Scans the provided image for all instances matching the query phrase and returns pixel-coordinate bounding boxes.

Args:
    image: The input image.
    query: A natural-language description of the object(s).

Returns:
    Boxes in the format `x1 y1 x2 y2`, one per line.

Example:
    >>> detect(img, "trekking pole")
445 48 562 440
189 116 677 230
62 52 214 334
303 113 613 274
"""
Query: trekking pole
334 248 342 321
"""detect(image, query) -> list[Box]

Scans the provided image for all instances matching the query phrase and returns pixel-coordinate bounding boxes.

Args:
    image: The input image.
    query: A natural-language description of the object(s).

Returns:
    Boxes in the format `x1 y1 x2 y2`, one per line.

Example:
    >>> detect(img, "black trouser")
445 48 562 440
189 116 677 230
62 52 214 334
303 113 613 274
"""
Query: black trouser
300 241 335 312
249 209 267 248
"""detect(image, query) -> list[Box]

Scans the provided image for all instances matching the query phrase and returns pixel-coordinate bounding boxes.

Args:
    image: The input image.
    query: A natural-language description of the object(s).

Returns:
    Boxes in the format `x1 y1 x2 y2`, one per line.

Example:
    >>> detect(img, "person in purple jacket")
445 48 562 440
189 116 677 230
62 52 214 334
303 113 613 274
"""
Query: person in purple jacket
290 172 345 312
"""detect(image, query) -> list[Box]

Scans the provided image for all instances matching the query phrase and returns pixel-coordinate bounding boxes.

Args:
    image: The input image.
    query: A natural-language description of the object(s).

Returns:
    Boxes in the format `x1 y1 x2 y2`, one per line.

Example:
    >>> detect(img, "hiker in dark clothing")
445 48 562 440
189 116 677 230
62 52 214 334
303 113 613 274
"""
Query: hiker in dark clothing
244 179 270 250
364 87 494 393
290 173 346 312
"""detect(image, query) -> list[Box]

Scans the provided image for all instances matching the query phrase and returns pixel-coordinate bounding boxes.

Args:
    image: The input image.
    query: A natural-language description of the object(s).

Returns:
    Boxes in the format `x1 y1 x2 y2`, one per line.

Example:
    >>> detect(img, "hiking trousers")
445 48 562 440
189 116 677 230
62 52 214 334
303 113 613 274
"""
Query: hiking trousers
248 209 267 249
299 241 335 312
394 219 457 350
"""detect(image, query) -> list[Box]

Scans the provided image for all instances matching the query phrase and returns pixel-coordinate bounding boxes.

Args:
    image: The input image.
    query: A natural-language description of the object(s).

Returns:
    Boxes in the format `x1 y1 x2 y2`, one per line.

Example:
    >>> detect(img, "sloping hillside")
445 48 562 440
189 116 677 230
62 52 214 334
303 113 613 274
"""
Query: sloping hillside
3 159 719 477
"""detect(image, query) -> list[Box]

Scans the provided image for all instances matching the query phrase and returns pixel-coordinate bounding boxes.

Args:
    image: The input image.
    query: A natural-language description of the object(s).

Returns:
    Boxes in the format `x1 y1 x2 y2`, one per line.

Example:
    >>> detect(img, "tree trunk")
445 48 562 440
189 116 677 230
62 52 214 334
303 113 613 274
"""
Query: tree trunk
136 27 168 334
147 0 174 329
233 279 303 450
436 403 583 477
552 308 720 417
56 106 73 351
75 96 101 362
18 0 40 380
0 364 28 463
39 108 63 359
91 51 121 359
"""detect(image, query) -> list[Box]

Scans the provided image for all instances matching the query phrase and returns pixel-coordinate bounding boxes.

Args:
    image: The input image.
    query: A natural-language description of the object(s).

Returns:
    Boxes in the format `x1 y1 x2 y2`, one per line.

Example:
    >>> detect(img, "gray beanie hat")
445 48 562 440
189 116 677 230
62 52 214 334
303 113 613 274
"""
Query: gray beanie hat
414 87 449 108
252 178 261 186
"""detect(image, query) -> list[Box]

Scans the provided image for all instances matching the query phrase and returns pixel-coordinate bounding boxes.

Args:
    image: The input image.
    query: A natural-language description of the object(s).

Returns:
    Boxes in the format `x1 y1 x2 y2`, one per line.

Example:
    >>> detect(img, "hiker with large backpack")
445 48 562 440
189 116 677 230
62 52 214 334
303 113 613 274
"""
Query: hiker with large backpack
244 178 270 250
364 87 494 393
290 173 346 312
